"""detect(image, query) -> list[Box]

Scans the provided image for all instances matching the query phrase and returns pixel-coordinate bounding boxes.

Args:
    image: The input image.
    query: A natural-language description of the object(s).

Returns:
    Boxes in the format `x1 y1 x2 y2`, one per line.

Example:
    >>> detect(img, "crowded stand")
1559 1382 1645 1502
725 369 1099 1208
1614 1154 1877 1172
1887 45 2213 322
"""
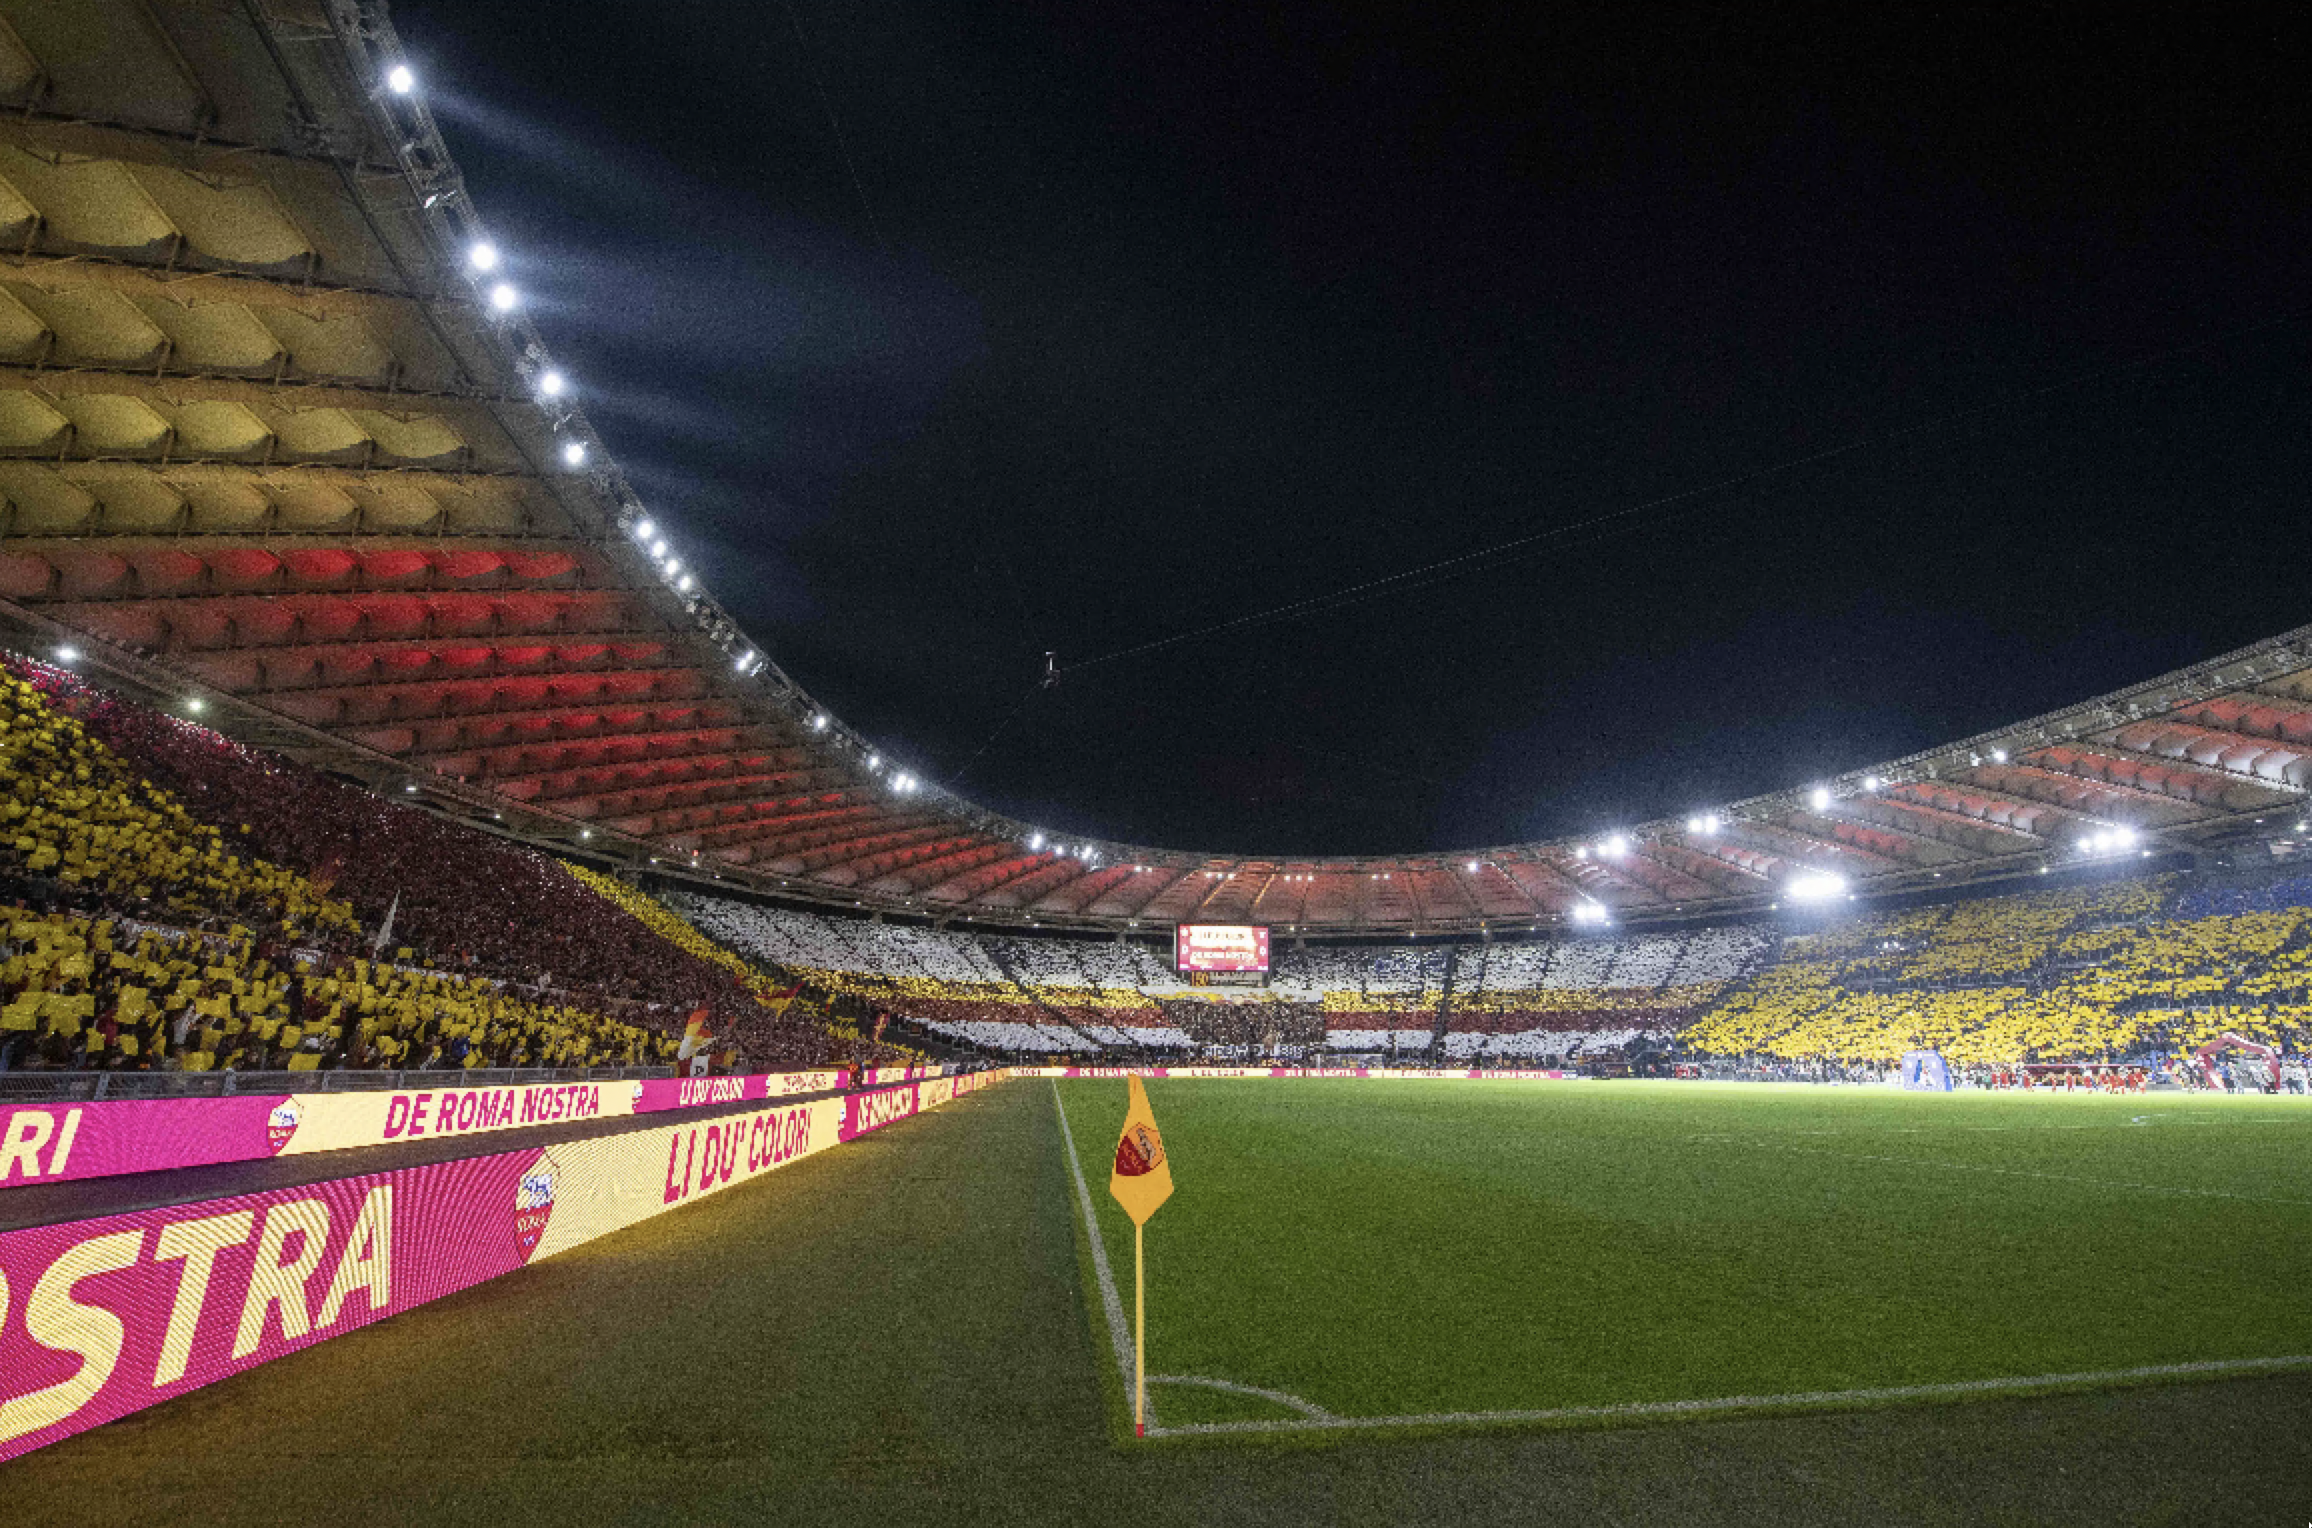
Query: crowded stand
1678 871 2312 1082
0 655 901 1072
18 650 2308 1087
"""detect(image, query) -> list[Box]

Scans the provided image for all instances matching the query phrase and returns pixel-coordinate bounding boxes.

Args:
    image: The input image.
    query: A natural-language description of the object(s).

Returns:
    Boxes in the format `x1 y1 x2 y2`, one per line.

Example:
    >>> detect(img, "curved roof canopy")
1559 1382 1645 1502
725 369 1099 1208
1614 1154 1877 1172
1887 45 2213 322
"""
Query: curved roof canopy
1 0 2306 935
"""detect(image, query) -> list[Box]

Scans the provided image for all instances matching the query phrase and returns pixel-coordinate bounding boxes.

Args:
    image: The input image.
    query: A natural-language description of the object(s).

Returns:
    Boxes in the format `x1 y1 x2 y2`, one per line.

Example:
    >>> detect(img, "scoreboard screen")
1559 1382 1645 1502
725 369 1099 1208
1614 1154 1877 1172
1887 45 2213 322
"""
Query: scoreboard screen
1175 923 1270 974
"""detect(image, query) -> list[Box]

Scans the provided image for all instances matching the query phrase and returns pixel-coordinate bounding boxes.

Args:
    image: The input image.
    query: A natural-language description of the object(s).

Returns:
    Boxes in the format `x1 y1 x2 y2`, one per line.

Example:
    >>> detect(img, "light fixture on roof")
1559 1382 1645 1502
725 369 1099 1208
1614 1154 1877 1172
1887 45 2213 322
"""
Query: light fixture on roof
1864 774 1882 791
185 698 205 714
1571 902 1608 926
1809 786 1832 811
1574 846 1589 860
580 829 591 839
1786 870 1847 904
1028 832 1043 850
633 519 656 540
1601 835 1628 859
539 370 567 398
663 557 681 576
1991 748 2009 763
1467 861 1480 873
811 714 828 731
677 574 694 591
468 241 499 271
387 64 416 95
54 646 77 663
488 282 519 312
562 441 586 466
404 783 418 793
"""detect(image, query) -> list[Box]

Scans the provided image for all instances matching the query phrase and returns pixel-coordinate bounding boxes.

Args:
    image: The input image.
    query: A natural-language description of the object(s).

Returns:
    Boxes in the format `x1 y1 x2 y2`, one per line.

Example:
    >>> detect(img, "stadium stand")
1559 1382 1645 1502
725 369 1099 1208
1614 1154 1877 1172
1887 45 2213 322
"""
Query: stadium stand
0 656 902 1071
1675 872 2312 1075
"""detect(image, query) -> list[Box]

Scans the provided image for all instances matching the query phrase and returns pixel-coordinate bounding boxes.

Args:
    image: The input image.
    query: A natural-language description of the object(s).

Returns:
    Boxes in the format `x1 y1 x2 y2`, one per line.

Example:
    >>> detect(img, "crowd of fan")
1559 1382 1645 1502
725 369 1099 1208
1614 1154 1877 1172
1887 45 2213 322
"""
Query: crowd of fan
1677 871 2312 1073
0 655 902 1072
1 905 674 1072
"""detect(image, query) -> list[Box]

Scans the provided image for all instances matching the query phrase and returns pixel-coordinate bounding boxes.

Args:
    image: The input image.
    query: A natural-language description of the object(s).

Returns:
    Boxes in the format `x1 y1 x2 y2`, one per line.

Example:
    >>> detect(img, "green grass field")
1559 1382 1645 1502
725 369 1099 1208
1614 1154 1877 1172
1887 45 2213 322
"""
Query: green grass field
1054 1078 2312 1434
7 1077 2312 1526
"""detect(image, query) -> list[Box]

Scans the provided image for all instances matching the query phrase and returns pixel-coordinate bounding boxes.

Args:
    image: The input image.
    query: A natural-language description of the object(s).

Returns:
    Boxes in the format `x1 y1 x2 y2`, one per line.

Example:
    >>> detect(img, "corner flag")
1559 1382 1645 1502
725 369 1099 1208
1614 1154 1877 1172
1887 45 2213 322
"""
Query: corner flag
1108 1074 1172 1436
1108 1073 1173 1224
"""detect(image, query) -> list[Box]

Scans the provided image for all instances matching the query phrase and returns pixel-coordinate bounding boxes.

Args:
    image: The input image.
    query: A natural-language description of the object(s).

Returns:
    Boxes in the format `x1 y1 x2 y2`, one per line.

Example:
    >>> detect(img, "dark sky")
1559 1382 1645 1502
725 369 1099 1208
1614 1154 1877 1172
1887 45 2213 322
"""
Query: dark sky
394 1 2311 857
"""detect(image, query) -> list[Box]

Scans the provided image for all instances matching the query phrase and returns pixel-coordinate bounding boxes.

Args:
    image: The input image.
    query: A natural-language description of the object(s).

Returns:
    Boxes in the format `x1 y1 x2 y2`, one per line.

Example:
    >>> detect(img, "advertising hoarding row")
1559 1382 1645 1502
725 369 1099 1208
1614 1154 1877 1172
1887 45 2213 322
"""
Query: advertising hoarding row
1015 1066 1578 1080
0 1068 1005 1461
0 1071 850 1192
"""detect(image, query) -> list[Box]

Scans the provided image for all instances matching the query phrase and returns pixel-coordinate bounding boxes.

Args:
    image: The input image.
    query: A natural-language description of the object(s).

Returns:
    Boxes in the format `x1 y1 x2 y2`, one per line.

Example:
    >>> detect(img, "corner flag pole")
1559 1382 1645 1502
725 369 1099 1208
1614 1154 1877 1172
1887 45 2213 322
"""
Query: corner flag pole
1108 1072 1173 1439
1134 1220 1146 1435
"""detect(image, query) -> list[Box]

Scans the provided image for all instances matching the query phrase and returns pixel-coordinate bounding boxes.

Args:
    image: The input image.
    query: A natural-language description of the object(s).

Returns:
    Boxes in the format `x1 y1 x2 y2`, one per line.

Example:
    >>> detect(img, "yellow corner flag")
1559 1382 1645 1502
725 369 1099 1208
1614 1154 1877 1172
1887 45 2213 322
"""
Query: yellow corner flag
1108 1073 1172 1435
1108 1073 1174 1224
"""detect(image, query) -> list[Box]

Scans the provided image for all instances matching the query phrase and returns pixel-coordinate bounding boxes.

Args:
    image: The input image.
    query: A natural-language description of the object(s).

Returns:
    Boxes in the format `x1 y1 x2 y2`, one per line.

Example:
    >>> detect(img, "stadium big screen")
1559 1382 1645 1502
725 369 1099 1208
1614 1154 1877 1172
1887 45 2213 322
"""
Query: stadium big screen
1175 923 1270 974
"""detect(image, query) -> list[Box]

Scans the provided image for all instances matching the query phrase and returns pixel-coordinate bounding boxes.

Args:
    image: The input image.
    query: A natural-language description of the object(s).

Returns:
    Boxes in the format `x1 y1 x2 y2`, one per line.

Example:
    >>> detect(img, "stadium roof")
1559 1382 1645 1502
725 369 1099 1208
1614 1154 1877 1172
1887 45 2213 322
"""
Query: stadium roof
1 0 2307 936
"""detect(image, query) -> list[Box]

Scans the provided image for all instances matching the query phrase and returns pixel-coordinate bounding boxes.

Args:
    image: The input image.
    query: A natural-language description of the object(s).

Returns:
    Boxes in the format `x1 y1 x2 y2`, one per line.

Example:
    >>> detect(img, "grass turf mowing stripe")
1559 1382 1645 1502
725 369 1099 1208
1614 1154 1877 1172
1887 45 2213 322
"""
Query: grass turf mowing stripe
1054 1077 2312 1433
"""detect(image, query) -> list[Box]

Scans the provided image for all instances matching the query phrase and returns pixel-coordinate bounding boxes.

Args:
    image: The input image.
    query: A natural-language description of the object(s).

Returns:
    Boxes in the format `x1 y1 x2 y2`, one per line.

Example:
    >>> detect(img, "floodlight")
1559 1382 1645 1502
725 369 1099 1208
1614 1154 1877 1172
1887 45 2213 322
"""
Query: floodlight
488 282 518 311
539 370 566 397
387 65 415 95
1787 870 1847 903
634 519 656 540
677 575 693 591
185 698 205 714
1602 834 1628 859
54 646 77 663
468 241 499 271
562 441 586 466
1809 786 1831 810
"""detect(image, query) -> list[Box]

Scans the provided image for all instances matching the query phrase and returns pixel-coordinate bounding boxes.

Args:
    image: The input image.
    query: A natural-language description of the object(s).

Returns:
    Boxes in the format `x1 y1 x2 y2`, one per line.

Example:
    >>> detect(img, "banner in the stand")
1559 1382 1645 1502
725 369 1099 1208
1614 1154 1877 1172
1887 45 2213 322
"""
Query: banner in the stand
0 1070 1004 1461
0 1070 849 1191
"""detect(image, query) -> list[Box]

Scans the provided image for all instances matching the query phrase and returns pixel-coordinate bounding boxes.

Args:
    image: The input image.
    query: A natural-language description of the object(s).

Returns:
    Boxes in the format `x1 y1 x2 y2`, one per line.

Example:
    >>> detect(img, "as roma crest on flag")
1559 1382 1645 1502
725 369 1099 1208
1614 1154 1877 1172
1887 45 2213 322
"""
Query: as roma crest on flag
513 1148 561 1263
264 1099 303 1155
1115 1120 1164 1177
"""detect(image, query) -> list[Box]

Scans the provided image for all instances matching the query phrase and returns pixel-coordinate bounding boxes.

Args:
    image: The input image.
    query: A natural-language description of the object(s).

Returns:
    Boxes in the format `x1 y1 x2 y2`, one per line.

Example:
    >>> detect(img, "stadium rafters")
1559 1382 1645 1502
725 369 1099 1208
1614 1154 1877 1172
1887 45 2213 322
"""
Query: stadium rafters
0 0 2305 937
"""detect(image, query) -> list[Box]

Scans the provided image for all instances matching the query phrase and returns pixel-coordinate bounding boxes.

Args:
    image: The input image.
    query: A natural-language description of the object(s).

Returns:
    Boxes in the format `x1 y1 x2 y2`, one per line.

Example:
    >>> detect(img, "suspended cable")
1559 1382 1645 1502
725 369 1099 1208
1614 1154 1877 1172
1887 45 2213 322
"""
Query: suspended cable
1055 306 2311 676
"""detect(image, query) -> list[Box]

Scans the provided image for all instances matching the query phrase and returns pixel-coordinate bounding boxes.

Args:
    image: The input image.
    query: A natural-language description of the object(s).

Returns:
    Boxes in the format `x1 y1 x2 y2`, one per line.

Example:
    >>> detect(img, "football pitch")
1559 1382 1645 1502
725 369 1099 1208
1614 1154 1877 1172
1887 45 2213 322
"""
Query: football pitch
1052 1077 2312 1435
7 1076 2312 1526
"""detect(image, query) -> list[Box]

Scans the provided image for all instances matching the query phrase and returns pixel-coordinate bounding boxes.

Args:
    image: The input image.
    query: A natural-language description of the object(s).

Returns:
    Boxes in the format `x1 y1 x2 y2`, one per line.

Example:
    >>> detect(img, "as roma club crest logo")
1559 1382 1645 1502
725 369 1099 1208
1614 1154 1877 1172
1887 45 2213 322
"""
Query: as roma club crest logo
513 1150 560 1263
1114 1121 1165 1177
264 1099 302 1155
629 1081 647 1110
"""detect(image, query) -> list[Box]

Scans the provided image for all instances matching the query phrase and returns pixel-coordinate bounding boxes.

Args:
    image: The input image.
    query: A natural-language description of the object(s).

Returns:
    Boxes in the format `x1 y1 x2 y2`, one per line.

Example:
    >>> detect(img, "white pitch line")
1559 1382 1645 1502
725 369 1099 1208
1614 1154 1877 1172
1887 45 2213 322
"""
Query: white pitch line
1149 1374 1338 1420
1144 1355 2312 1438
1050 1080 1148 1425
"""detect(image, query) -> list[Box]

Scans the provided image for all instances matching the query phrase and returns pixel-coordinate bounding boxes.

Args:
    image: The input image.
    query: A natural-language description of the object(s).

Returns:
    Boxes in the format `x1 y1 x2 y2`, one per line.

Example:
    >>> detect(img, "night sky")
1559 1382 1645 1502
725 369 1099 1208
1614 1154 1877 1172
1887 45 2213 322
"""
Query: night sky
394 2 2310 857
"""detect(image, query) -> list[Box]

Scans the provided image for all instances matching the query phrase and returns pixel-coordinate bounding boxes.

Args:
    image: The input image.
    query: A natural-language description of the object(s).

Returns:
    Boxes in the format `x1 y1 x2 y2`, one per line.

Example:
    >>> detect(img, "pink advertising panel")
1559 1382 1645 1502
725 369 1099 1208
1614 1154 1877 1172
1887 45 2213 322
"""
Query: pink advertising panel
0 1070 1005 1461
0 1070 851 1193
1012 1066 1576 1080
